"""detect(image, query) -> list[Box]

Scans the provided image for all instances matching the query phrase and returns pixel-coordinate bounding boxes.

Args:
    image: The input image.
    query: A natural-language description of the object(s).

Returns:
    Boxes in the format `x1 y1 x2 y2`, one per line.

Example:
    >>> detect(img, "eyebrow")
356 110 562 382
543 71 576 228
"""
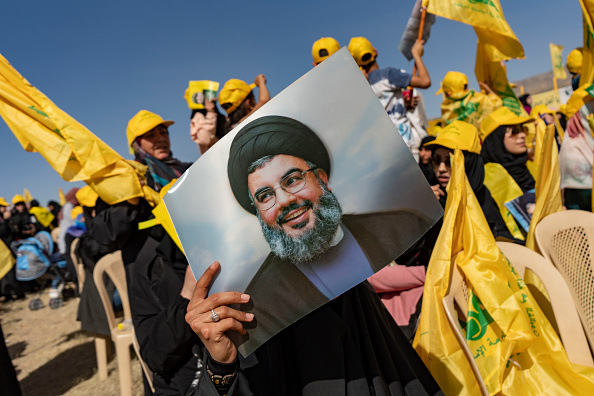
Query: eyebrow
253 167 304 197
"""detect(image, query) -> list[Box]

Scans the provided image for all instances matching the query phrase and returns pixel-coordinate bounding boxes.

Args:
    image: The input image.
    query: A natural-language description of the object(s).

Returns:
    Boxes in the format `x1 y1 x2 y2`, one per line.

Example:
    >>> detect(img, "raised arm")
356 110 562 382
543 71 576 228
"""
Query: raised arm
409 40 431 89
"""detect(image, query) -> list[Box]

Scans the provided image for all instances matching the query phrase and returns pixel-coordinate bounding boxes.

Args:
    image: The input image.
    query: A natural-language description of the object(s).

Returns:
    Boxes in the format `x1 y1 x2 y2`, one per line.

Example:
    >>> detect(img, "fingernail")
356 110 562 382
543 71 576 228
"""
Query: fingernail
246 313 254 320
210 262 218 269
241 294 250 301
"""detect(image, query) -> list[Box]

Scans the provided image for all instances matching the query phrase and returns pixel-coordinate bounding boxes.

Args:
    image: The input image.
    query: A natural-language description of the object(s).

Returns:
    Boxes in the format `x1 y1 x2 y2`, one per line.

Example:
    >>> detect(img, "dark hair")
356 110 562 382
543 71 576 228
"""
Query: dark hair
30 199 39 207
225 92 255 133
519 94 531 107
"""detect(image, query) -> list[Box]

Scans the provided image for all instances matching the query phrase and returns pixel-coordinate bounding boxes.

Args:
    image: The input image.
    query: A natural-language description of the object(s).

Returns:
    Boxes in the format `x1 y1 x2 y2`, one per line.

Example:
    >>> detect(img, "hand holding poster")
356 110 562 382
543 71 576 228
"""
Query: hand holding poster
164 48 443 356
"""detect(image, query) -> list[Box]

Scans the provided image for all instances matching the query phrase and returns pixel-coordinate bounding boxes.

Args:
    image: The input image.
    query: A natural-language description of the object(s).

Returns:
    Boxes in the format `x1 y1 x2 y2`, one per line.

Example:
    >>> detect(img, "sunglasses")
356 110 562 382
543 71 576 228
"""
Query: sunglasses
506 125 528 136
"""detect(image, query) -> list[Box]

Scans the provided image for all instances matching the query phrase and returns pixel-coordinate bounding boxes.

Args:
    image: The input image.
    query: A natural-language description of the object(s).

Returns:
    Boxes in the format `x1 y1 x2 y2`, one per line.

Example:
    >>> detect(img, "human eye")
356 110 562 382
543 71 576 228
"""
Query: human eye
282 172 304 188
256 189 274 204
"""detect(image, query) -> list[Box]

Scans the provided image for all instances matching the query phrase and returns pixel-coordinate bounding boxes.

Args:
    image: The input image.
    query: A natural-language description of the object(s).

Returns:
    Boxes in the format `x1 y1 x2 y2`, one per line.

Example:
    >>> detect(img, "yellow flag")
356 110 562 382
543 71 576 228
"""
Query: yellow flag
0 240 15 281
580 0 594 87
23 188 33 203
483 163 524 241
29 206 55 228
475 39 526 116
0 53 145 205
414 149 594 395
426 0 524 61
550 43 567 80
441 91 502 129
526 125 563 251
58 187 66 206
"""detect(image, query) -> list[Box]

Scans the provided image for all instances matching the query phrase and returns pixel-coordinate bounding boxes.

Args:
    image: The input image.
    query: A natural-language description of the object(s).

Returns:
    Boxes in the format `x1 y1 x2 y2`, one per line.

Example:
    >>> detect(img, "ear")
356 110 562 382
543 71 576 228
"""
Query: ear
316 168 330 190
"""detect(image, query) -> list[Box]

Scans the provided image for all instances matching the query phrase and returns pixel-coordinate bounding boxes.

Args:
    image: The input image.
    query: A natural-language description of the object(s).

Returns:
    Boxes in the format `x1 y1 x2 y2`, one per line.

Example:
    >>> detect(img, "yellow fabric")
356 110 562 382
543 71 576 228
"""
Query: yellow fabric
218 79 256 115
126 110 174 149
184 81 219 110
0 197 7 207
29 206 55 228
480 106 534 141
414 149 594 395
561 86 594 118
71 205 83 220
58 187 66 206
580 1 594 87
426 0 524 61
312 37 341 64
475 39 527 117
0 53 147 205
0 239 15 281
526 125 563 251
425 120 482 154
23 188 33 203
567 47 584 75
347 37 376 67
11 194 24 205
152 179 184 254
550 43 568 80
441 90 502 130
75 186 99 208
436 71 468 98
526 159 538 180
483 163 524 241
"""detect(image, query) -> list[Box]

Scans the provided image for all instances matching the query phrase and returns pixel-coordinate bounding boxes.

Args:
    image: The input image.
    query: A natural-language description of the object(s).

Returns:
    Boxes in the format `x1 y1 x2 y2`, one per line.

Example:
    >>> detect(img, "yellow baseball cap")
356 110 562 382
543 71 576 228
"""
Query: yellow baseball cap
425 120 482 154
76 186 99 208
480 107 534 141
126 110 174 149
347 37 376 67
436 71 468 99
530 104 556 118
0 197 8 206
567 48 583 75
218 79 257 116
71 206 83 220
312 37 340 64
12 194 25 205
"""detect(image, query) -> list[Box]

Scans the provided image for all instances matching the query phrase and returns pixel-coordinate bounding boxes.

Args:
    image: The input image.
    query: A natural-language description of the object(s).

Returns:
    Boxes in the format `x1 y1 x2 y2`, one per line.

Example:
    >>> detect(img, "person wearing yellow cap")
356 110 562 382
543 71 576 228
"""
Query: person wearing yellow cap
312 37 340 66
347 37 430 158
218 75 270 132
127 110 192 192
567 48 583 90
425 120 516 240
480 106 535 193
438 71 502 130
8 194 36 239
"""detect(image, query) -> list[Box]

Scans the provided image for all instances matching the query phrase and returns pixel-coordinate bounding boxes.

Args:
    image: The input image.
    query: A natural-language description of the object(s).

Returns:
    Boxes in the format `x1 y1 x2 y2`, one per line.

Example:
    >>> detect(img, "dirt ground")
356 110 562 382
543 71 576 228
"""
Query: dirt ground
1 287 144 396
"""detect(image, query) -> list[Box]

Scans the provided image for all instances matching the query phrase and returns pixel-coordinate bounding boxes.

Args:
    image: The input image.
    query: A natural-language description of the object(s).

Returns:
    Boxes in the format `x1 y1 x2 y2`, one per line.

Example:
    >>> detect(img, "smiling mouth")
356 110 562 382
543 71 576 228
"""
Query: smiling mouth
281 207 309 224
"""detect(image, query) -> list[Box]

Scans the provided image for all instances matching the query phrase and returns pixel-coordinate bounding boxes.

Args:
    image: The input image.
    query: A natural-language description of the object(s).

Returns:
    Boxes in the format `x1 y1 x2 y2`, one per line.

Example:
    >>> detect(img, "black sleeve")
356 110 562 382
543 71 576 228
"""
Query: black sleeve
129 259 199 375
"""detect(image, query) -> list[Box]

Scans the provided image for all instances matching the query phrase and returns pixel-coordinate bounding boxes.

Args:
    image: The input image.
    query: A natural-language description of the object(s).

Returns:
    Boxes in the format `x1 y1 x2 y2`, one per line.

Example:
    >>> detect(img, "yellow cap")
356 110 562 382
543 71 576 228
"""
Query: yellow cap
530 104 556 118
561 86 594 118
12 194 25 205
480 107 534 141
435 71 469 99
0 197 8 206
425 121 482 154
126 110 174 149
218 79 257 115
566 48 583 75
76 186 99 208
312 37 340 64
71 206 83 220
347 37 376 67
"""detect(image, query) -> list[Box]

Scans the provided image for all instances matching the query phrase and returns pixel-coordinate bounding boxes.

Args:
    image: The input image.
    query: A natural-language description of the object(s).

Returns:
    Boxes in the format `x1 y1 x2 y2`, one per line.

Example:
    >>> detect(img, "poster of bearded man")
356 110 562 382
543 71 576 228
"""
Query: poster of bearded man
165 48 443 356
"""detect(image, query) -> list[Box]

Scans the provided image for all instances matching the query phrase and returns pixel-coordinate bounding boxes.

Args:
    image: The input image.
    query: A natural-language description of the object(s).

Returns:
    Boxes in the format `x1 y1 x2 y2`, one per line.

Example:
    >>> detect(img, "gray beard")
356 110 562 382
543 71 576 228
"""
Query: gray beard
256 185 343 264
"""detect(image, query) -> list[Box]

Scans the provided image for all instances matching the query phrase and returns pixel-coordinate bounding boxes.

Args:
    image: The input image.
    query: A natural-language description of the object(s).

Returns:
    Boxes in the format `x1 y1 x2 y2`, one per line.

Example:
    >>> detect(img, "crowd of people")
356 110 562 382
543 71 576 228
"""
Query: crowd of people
0 33 592 396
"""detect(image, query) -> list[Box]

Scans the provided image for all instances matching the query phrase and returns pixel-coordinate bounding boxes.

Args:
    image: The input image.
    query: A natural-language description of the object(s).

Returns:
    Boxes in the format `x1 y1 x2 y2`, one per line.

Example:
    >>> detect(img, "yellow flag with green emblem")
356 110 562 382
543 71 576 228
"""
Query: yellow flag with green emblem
0 53 147 205
580 0 594 87
414 149 594 395
550 43 567 80
425 0 524 61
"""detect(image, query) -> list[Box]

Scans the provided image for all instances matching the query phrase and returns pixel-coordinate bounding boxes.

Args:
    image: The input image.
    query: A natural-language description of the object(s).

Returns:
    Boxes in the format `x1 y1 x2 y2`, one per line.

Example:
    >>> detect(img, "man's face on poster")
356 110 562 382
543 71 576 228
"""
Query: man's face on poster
247 154 343 263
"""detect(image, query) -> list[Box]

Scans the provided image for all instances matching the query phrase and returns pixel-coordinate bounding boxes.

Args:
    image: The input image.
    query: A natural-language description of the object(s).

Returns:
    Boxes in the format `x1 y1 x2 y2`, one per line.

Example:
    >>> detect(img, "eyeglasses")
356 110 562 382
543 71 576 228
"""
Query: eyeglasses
252 167 318 211
432 155 451 168
506 125 528 137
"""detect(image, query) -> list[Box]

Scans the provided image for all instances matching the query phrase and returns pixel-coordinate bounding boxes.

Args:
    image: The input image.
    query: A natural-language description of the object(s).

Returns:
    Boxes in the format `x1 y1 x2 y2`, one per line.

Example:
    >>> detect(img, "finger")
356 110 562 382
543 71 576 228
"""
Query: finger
205 305 254 324
191 261 220 302
201 291 251 312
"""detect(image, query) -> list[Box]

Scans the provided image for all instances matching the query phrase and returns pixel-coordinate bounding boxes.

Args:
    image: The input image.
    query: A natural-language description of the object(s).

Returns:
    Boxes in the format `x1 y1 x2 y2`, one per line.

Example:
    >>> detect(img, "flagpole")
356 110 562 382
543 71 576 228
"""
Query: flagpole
413 6 427 77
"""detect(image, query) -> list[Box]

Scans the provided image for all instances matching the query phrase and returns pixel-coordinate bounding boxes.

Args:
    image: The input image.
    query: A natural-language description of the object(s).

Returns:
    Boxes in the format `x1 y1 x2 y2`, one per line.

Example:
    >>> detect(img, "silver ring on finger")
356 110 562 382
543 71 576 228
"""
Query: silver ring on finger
211 308 220 323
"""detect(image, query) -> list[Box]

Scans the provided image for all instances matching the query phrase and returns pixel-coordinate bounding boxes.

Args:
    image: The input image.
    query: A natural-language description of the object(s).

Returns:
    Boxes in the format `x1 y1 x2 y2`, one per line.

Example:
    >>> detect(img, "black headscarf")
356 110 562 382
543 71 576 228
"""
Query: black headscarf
133 143 192 192
481 126 535 192
228 116 331 215
418 136 437 184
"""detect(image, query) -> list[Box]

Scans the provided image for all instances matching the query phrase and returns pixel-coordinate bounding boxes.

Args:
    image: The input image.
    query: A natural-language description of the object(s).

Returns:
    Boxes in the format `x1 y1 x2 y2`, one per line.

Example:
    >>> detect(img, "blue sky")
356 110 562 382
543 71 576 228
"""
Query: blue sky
0 1 583 206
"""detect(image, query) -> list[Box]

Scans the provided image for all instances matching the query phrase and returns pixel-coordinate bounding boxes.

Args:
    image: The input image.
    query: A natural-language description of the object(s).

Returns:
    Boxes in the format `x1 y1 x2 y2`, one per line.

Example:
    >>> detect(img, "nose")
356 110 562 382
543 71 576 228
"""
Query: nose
438 161 447 172
275 187 297 209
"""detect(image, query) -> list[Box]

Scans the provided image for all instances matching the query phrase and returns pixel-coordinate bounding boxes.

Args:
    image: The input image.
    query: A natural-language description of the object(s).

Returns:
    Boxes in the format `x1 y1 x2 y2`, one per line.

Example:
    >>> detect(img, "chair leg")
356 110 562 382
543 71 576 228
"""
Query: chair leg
95 336 109 381
115 342 133 396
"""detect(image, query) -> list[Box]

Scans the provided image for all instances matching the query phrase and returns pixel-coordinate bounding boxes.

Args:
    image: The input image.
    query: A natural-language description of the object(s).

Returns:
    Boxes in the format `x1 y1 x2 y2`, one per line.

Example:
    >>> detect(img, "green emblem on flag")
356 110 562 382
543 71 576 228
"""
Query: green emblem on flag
466 292 494 341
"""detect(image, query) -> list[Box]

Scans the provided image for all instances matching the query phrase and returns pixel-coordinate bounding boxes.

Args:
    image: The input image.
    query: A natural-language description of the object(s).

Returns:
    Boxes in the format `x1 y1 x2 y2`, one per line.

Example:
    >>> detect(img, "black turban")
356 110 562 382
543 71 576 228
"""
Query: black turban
228 115 331 215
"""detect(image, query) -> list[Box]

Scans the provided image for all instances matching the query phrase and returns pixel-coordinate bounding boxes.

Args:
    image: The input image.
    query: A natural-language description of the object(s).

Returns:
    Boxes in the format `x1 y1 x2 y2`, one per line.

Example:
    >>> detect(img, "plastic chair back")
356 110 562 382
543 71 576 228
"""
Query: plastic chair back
70 238 84 294
534 210 594 353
